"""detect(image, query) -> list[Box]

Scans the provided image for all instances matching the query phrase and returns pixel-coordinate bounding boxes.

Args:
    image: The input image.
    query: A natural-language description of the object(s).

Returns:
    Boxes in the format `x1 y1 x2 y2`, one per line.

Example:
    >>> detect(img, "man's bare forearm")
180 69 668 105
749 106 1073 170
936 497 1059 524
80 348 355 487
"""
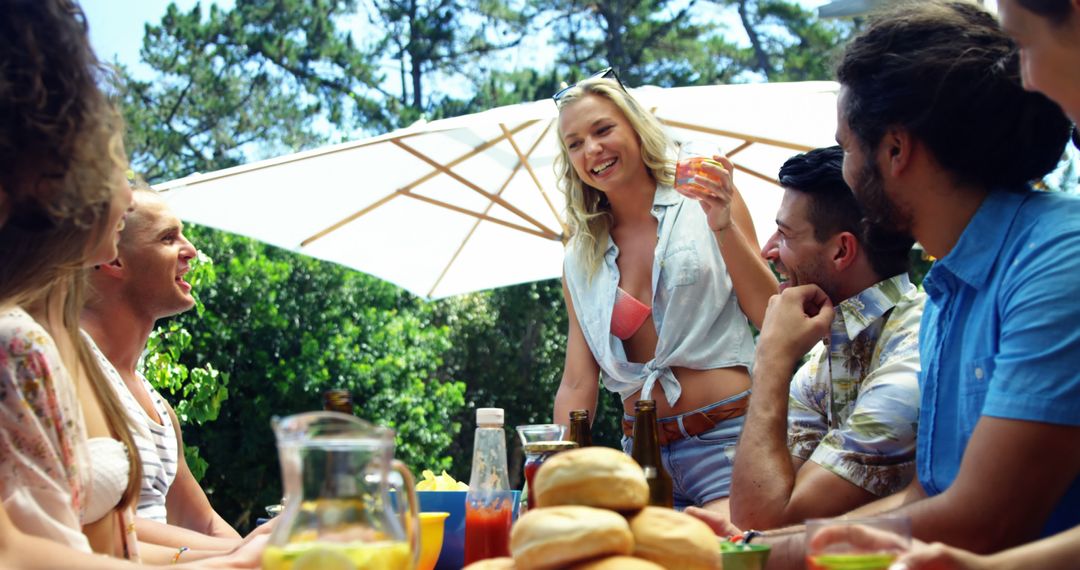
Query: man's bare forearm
730 355 799 529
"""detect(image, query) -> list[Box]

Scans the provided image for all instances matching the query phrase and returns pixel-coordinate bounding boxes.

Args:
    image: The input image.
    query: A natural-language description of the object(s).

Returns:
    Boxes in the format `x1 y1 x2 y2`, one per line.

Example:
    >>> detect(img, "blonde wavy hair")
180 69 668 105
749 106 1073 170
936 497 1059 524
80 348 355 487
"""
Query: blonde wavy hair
554 77 675 278
0 0 143 517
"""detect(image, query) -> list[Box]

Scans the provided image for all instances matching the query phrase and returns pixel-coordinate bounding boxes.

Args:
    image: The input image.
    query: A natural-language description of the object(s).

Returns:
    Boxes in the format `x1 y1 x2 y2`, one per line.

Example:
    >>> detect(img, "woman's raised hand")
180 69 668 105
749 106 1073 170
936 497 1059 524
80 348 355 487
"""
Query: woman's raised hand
697 155 737 234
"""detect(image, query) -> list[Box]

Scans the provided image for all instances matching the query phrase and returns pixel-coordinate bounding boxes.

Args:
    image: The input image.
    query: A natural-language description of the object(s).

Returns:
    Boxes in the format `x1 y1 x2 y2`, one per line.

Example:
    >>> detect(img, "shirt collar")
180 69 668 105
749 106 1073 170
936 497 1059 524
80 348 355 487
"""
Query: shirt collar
935 190 1027 289
653 183 681 207
604 182 682 256
835 273 916 340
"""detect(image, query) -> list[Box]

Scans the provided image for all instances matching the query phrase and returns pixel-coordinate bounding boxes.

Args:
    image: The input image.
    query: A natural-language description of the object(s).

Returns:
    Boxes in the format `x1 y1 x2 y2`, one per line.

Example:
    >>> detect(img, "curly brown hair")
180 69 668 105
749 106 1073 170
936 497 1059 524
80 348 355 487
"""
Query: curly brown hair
835 0 1070 190
0 0 124 228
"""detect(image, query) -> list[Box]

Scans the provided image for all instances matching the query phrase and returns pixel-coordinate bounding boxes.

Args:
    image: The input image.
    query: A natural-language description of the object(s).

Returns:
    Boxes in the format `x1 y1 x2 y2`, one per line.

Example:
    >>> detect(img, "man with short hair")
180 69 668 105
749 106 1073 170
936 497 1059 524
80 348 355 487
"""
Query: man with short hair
725 146 923 531
690 2 1080 567
83 189 241 547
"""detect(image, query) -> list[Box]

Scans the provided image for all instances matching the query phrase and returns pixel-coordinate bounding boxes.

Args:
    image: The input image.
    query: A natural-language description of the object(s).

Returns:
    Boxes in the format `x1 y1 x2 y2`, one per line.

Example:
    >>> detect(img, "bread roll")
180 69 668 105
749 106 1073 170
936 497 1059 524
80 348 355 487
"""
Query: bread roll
628 507 722 570
532 447 648 511
568 556 666 570
463 557 517 570
510 506 634 570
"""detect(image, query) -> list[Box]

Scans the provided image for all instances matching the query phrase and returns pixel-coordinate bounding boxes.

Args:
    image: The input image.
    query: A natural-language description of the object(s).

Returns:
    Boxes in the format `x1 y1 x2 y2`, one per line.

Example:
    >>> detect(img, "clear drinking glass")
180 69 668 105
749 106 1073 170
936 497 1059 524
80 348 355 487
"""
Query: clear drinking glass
675 141 723 200
514 424 567 447
805 514 911 570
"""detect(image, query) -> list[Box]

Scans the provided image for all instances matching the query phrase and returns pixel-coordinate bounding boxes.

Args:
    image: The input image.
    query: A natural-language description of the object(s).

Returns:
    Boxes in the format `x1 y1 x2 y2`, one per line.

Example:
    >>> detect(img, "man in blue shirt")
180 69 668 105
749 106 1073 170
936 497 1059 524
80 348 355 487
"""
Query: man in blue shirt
689 1 1078 566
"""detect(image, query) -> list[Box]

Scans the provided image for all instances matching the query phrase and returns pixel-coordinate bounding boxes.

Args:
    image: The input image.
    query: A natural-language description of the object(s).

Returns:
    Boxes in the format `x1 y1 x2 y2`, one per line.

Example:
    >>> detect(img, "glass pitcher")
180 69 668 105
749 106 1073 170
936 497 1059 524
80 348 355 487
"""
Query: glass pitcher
263 411 419 570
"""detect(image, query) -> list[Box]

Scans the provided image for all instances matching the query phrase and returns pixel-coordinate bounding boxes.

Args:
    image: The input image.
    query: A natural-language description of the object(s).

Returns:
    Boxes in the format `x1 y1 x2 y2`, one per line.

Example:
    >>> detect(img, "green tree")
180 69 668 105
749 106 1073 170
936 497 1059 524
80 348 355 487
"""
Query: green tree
430 280 627 487
715 0 857 81
531 0 855 86
365 0 531 120
120 0 389 182
535 0 722 86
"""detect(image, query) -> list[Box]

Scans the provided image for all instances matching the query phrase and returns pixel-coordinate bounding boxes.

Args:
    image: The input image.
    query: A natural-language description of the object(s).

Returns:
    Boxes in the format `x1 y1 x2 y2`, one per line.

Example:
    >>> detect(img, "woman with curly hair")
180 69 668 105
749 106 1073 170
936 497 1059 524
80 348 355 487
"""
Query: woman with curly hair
0 0 142 558
551 72 777 511
0 2 270 566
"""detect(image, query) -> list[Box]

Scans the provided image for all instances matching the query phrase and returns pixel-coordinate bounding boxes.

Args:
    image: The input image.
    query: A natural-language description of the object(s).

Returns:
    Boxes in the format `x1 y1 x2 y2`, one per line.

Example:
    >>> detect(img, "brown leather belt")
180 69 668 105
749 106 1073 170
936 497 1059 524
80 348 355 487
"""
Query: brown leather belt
621 394 750 446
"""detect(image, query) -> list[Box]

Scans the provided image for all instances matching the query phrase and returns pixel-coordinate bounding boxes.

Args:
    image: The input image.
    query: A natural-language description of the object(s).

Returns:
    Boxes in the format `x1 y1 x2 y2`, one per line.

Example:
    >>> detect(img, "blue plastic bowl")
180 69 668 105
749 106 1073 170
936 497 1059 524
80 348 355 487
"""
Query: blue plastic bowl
418 490 520 570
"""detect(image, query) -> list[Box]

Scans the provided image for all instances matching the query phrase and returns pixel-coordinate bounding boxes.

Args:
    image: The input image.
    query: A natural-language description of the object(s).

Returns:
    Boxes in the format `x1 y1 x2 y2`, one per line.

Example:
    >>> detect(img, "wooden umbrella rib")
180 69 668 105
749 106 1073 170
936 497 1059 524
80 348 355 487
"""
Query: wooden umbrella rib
732 161 781 186
498 120 566 235
425 150 532 297
725 141 753 158
425 213 480 299
405 192 560 241
301 191 403 247
395 120 540 194
660 119 815 153
300 121 539 248
427 122 570 295
392 139 558 237
159 128 436 191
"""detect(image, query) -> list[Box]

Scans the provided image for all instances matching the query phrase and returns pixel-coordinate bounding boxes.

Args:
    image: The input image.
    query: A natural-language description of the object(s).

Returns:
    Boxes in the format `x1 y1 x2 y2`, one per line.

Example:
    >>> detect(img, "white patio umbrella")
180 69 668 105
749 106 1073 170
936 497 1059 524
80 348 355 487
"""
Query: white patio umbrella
156 81 840 299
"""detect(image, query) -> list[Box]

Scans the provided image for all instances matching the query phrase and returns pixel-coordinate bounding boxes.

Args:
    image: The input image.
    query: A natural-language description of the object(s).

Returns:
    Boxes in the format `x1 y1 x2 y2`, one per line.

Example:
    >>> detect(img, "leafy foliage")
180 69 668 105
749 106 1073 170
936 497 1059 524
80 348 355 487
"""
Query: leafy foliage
120 0 389 181
712 0 857 82
430 280 628 487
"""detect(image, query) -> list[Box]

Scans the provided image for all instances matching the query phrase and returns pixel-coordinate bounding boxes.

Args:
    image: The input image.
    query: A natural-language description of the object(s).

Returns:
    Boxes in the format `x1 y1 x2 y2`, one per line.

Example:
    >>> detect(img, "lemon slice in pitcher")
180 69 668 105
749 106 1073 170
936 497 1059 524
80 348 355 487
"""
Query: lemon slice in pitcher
291 547 355 570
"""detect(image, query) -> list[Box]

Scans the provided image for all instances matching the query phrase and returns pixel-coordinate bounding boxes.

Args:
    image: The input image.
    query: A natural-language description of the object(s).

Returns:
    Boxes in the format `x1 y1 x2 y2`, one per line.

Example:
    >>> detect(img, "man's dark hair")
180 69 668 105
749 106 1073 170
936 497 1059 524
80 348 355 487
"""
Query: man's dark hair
780 146 913 279
836 0 1070 191
1018 0 1073 23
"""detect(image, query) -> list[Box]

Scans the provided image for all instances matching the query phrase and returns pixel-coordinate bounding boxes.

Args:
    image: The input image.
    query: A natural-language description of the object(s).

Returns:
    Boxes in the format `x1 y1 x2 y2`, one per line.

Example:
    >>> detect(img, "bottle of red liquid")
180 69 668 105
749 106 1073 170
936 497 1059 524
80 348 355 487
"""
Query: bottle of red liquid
464 408 512 565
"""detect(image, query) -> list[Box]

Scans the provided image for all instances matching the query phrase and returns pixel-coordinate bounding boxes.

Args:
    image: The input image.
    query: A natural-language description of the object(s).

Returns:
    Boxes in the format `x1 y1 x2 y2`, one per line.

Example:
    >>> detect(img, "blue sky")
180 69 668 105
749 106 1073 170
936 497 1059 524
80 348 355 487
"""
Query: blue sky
83 0 234 76
82 0 835 77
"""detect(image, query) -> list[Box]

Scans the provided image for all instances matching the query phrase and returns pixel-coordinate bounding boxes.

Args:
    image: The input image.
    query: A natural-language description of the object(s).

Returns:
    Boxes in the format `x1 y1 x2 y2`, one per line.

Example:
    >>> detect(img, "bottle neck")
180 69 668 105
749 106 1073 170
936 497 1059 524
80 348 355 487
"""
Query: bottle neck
630 407 661 464
569 419 592 446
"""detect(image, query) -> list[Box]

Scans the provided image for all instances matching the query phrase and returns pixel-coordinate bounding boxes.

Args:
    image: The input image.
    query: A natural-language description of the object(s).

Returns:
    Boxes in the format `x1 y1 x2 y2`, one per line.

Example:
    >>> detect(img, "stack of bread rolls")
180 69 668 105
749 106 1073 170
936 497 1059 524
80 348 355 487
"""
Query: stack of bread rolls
463 447 721 570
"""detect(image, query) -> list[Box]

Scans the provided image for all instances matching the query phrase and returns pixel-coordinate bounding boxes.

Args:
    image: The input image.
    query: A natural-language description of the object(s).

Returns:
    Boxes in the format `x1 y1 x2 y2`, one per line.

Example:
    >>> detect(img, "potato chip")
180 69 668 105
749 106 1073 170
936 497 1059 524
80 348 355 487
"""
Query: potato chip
417 469 468 491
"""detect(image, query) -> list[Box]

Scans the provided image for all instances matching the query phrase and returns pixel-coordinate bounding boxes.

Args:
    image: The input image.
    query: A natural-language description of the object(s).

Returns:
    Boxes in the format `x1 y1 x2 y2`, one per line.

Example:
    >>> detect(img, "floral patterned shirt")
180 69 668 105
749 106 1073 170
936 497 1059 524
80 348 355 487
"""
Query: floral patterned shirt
0 307 91 551
787 274 925 497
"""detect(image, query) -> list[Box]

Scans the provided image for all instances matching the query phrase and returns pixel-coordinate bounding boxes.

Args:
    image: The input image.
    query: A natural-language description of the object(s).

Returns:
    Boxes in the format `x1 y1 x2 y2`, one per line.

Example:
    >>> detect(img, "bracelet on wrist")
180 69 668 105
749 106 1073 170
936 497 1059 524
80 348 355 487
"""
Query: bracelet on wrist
171 546 190 564
742 529 763 544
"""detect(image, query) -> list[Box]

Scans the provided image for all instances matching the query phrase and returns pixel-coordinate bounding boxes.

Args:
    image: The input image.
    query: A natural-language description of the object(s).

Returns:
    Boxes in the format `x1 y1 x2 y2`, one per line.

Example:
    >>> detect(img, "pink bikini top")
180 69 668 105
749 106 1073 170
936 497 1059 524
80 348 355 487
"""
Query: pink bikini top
611 287 652 340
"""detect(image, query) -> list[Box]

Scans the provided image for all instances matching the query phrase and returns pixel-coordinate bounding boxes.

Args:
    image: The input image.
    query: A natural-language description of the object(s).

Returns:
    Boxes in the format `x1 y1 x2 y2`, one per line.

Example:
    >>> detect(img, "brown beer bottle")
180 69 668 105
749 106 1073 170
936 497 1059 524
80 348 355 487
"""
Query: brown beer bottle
568 409 593 448
322 389 354 414
630 400 674 508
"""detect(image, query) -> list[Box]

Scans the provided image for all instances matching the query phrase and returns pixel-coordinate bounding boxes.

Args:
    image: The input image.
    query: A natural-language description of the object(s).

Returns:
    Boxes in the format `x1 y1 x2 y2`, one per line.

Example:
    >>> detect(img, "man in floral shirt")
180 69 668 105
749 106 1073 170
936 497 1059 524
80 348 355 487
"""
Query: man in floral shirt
725 146 925 530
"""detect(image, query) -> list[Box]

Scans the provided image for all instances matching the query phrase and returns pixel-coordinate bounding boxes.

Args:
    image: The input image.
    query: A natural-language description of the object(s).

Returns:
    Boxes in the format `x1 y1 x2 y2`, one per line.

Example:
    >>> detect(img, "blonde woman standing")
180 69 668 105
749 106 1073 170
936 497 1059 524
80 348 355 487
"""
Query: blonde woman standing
552 72 777 511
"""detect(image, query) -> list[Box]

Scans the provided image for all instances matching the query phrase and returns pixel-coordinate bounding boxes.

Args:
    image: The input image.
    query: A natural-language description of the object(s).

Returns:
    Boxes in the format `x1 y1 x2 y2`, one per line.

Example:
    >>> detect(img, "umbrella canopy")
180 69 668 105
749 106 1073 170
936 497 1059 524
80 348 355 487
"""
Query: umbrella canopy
156 81 840 299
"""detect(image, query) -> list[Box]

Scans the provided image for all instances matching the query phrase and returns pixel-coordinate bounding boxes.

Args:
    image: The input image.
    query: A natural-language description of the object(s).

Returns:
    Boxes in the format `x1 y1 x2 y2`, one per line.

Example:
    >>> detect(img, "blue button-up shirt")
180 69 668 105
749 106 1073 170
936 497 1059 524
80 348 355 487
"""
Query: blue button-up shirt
919 189 1080 536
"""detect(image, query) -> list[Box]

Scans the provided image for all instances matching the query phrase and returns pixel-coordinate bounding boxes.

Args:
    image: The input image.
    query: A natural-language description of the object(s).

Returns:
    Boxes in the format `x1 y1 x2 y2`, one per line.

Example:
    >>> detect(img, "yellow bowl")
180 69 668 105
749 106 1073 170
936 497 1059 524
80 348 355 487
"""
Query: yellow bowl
418 511 449 570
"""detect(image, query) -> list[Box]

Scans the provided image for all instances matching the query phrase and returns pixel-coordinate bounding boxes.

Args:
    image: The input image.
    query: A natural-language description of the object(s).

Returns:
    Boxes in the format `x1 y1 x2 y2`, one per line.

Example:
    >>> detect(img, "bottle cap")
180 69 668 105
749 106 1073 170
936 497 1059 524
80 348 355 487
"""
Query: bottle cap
476 407 504 426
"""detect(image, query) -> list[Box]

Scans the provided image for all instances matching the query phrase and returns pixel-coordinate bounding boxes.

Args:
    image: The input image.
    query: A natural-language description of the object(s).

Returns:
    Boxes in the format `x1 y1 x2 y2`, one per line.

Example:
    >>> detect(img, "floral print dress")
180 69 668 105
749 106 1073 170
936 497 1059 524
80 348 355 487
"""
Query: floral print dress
0 307 140 559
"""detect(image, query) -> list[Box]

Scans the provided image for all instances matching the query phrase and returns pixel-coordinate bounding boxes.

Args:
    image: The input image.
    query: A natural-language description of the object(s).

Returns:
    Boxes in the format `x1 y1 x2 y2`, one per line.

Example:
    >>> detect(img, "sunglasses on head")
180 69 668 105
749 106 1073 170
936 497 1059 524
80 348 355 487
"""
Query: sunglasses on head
552 67 626 103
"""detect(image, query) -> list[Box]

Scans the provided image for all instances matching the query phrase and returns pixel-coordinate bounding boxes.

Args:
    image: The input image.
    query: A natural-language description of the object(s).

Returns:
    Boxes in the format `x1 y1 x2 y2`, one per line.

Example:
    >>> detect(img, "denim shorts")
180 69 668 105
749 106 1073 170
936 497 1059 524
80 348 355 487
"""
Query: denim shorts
621 390 748 509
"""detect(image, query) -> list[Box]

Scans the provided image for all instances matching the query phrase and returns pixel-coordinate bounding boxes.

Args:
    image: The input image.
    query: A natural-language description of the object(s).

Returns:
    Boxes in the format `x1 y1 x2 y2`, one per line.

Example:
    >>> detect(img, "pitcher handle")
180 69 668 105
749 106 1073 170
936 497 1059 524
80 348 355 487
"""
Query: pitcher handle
392 459 421 568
